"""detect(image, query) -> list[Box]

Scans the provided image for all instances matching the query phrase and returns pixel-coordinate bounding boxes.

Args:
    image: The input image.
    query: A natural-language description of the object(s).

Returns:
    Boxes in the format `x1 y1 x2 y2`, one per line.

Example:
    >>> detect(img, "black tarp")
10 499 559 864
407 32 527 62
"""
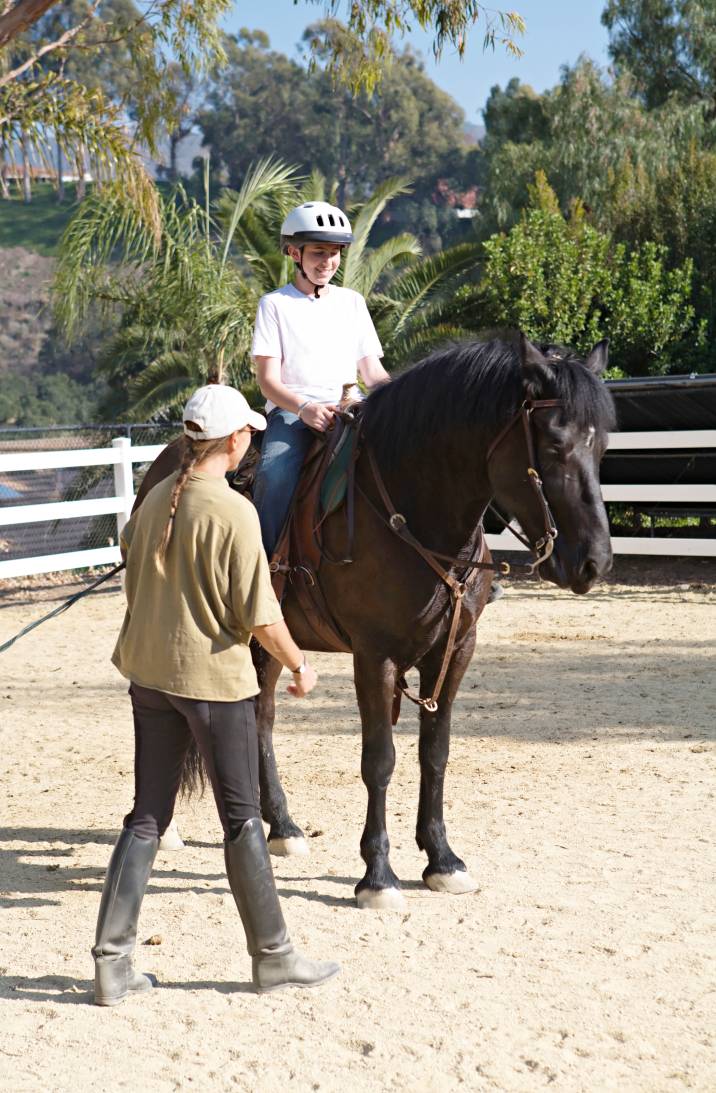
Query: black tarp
607 373 716 431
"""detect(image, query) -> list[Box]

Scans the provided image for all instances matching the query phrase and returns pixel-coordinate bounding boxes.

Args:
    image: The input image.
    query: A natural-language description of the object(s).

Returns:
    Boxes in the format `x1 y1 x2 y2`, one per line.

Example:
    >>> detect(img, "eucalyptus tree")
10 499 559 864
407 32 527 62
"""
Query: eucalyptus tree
1 0 230 224
602 0 716 111
2 1 522 230
0 2 523 84
478 57 712 235
198 19 472 247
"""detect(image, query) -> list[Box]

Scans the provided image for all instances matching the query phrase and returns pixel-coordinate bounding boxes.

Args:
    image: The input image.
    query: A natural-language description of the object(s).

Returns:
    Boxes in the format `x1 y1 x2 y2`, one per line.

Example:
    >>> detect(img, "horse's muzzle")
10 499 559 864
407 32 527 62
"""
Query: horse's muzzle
541 543 612 595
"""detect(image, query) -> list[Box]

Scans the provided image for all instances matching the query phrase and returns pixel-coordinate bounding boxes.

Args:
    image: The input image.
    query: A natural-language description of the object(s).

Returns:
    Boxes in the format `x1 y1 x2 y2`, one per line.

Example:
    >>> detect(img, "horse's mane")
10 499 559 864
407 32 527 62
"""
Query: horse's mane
362 339 616 472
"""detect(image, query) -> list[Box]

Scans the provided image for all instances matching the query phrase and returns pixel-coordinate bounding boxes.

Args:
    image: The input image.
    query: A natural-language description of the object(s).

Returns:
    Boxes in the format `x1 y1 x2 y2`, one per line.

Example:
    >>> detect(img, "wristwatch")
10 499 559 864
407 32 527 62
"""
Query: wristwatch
291 654 307 675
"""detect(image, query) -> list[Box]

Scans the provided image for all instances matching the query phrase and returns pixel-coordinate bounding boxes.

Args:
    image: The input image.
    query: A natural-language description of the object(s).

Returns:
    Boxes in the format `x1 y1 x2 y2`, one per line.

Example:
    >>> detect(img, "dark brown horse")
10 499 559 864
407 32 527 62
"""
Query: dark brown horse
135 335 615 909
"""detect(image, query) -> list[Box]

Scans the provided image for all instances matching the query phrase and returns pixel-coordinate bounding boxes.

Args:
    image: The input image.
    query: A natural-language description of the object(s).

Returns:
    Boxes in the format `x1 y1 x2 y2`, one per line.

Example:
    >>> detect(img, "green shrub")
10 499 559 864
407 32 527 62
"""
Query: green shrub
480 173 700 375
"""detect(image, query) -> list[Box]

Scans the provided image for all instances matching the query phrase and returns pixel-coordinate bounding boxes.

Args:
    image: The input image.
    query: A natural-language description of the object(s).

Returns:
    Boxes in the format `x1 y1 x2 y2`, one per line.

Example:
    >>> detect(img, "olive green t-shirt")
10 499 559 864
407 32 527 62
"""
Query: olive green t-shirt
112 471 283 701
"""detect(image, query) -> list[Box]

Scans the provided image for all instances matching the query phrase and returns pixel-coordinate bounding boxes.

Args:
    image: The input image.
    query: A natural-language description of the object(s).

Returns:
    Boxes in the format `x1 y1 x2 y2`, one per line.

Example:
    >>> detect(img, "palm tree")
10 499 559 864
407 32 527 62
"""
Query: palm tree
55 159 299 421
218 167 483 371
55 158 482 421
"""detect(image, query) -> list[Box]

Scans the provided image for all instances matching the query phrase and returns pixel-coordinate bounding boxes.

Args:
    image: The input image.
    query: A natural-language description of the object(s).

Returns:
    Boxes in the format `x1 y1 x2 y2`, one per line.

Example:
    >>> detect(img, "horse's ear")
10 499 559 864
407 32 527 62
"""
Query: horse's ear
519 333 552 399
584 338 609 376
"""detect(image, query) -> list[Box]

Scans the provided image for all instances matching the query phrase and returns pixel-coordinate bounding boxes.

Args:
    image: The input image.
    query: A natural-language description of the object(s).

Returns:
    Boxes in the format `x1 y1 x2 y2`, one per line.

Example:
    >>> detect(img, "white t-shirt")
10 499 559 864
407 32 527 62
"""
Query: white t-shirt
252 283 383 411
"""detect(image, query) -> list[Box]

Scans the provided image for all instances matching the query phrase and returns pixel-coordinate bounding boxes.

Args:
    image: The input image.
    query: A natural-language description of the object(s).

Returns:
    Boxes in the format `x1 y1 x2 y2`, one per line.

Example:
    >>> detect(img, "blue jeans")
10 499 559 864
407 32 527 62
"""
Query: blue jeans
252 408 315 556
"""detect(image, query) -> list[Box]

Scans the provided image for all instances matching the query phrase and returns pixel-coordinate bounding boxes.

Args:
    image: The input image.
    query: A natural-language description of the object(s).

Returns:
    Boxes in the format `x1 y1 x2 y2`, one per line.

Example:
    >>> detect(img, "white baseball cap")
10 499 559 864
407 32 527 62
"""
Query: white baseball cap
183 384 266 439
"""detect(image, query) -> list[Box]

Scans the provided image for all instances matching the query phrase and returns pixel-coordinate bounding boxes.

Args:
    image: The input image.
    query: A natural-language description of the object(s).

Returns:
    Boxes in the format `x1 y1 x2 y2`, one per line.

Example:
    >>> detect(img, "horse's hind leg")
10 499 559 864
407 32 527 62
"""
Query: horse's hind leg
353 649 404 910
416 628 479 895
253 646 309 857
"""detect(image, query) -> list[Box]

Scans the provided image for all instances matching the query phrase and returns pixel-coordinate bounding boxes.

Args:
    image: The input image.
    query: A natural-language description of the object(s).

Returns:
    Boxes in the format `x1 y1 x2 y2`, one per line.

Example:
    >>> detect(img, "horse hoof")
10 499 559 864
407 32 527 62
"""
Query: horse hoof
158 820 185 851
423 870 479 895
355 887 405 911
268 836 310 857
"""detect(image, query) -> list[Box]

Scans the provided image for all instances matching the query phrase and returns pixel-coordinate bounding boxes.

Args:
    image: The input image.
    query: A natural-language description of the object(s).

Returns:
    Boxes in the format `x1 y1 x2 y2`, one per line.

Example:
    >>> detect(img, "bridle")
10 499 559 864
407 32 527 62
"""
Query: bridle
362 397 563 713
483 398 562 572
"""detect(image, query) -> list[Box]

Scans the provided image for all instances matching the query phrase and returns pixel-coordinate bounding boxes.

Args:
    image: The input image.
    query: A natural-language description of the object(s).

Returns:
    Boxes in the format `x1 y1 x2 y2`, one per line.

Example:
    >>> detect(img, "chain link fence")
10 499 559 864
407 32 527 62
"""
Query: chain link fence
0 423 180 564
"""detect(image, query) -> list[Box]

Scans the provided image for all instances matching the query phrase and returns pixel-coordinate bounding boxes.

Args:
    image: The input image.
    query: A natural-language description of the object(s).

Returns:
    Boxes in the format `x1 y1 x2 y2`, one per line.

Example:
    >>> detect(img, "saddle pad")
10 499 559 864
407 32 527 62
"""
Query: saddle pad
319 425 360 517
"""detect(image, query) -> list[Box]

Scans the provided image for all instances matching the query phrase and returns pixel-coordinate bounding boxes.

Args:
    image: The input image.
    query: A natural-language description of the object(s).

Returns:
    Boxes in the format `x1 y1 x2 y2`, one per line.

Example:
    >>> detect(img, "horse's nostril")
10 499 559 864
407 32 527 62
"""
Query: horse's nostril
582 558 599 583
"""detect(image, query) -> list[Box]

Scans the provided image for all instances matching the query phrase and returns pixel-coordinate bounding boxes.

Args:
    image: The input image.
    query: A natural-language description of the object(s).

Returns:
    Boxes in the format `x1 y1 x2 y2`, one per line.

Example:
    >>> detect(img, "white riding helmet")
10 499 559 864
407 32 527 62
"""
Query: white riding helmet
280 201 354 253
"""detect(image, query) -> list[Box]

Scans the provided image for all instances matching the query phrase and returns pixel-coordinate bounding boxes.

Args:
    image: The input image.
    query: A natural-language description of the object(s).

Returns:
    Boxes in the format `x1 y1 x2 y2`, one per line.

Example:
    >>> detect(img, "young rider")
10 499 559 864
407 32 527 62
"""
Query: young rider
251 201 390 556
91 383 339 1005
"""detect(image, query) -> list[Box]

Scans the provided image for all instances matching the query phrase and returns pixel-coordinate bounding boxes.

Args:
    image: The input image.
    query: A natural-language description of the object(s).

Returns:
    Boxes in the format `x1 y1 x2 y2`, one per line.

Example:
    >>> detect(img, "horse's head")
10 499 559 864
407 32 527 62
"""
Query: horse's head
488 335 615 595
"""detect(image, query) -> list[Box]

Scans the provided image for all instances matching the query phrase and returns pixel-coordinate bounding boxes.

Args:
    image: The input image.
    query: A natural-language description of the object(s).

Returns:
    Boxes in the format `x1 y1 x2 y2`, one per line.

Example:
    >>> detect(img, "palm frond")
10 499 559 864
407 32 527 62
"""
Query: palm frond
299 169 328 203
342 175 413 285
218 158 302 269
228 208 287 293
384 244 481 334
350 233 422 295
54 185 167 338
126 353 200 419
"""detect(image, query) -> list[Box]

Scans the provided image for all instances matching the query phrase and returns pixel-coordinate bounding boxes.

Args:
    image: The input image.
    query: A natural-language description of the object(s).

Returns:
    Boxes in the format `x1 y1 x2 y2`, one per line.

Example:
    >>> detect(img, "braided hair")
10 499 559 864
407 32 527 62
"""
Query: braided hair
155 422 231 570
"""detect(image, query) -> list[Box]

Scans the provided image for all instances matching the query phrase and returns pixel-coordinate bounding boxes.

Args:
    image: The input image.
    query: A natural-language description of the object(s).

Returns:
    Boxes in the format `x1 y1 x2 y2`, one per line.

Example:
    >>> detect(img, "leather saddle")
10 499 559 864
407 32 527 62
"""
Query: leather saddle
268 408 363 654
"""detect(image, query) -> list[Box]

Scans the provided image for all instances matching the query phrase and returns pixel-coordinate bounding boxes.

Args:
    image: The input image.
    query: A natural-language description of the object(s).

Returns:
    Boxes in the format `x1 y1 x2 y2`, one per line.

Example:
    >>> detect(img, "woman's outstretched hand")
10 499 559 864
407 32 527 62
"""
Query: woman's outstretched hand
252 621 319 699
286 662 318 698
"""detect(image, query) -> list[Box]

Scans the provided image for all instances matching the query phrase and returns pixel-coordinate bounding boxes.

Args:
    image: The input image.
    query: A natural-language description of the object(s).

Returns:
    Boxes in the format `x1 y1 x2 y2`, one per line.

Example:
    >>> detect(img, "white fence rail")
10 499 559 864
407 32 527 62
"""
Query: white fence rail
487 428 716 558
0 430 714 580
0 437 165 579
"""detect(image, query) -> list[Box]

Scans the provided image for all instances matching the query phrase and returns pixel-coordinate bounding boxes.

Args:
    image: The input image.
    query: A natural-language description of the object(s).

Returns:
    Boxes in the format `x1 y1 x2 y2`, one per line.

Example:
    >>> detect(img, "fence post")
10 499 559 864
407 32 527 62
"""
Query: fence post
112 436 134 542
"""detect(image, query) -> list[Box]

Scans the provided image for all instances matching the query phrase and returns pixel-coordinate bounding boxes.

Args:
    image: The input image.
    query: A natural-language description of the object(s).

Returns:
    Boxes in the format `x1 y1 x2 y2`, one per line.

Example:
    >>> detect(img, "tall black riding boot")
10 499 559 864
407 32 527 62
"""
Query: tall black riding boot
224 818 340 993
92 828 159 1006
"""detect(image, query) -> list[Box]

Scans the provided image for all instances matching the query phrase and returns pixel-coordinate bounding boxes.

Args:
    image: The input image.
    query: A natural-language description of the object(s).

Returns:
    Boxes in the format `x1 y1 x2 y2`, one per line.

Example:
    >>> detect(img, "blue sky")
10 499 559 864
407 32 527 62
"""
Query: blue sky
221 0 611 124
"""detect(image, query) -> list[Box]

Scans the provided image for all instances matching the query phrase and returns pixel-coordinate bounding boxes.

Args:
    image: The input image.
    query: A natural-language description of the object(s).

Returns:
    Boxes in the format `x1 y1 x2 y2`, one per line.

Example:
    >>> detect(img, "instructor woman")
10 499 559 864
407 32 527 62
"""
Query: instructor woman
92 383 339 1005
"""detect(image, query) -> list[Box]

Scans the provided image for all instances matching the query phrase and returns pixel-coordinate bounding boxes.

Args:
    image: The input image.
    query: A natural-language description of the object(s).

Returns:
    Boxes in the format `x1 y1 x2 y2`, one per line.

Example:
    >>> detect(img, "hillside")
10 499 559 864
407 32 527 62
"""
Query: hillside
0 186 77 257
0 246 56 376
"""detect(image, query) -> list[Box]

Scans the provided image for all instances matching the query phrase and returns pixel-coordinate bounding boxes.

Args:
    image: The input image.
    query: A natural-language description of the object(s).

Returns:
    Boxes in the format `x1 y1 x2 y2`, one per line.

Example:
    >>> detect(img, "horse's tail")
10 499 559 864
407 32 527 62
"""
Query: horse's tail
179 738 206 800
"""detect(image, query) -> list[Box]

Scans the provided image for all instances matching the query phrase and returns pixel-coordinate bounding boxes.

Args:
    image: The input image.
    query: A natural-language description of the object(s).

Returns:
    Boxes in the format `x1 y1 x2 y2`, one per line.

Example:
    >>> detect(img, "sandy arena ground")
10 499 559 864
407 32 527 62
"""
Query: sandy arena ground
0 568 714 1092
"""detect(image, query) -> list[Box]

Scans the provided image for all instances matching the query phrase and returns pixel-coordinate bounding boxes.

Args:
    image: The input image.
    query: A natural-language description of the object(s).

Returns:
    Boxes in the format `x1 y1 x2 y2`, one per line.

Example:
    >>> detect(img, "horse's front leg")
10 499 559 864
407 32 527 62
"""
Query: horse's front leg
254 646 309 857
353 648 404 910
416 626 479 895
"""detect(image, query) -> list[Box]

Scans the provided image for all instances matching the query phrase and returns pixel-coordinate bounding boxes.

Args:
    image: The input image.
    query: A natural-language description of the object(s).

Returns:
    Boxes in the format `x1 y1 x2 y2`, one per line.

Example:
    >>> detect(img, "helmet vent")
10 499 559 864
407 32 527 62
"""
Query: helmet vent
328 213 336 226
339 216 345 226
316 215 324 226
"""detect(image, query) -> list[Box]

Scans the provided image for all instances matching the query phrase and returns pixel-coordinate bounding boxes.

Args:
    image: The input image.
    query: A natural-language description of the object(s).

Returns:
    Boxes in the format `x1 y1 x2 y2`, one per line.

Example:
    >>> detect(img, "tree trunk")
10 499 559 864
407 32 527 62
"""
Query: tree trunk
0 0 62 50
169 131 179 183
0 135 9 199
21 131 31 203
56 134 64 203
75 143 86 200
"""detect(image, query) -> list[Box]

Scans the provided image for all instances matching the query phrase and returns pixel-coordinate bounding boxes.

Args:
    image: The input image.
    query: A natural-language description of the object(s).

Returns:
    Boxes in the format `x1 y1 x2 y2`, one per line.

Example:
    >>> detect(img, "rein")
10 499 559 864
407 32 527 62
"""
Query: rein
362 398 562 713
484 398 561 566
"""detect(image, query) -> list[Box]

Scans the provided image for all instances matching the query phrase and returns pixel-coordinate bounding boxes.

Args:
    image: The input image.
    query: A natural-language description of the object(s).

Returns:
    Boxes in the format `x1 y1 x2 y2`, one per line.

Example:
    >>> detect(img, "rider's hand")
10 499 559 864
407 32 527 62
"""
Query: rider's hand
286 661 318 698
299 402 337 432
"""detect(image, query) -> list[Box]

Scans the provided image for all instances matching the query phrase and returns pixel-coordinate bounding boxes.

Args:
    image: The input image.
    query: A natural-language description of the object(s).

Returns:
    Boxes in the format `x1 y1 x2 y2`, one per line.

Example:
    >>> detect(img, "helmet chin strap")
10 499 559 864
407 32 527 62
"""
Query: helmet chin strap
296 253 323 298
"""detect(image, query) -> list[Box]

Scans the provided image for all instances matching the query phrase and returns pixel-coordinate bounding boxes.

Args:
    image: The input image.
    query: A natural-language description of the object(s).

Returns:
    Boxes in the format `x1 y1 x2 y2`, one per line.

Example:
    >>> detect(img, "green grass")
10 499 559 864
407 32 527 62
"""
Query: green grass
0 184 80 256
